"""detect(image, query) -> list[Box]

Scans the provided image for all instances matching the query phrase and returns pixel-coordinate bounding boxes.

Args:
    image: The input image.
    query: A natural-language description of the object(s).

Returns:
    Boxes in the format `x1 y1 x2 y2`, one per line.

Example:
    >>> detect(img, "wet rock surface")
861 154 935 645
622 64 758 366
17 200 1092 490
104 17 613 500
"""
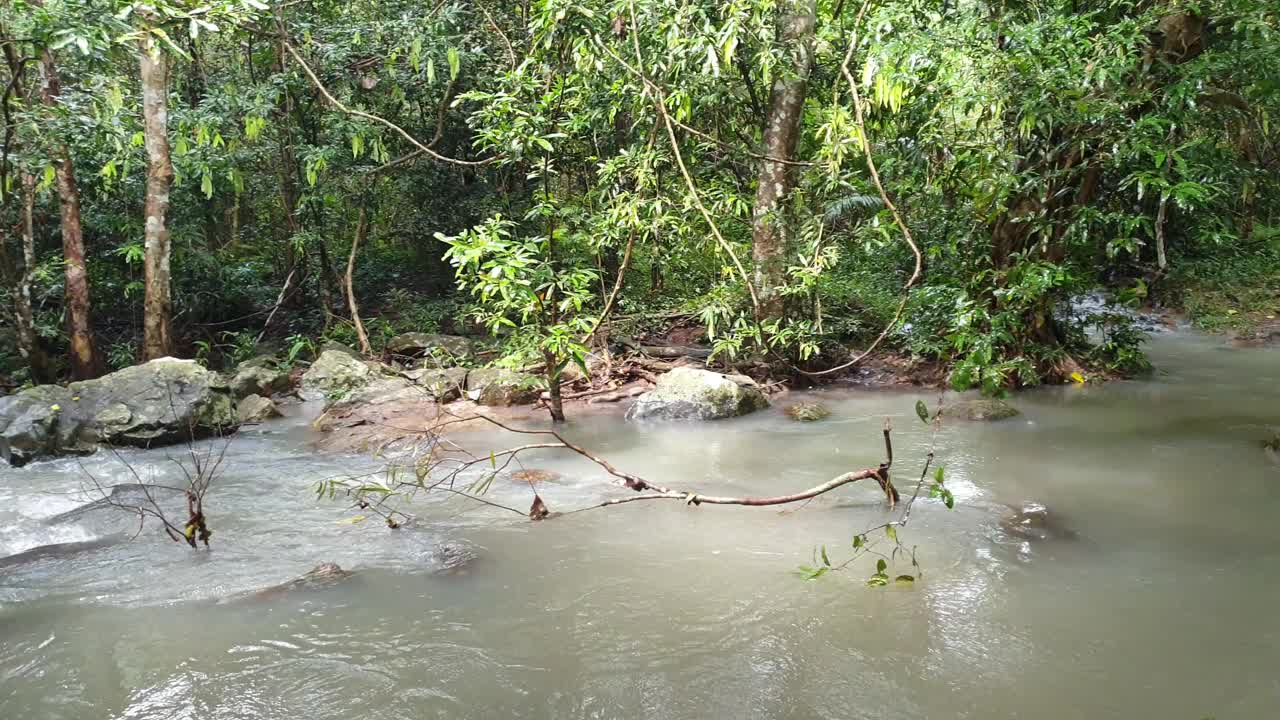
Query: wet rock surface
465 368 540 406
0 358 237 466
999 502 1078 542
785 402 831 422
951 398 1021 421
299 350 374 401
625 367 768 421
237 394 281 423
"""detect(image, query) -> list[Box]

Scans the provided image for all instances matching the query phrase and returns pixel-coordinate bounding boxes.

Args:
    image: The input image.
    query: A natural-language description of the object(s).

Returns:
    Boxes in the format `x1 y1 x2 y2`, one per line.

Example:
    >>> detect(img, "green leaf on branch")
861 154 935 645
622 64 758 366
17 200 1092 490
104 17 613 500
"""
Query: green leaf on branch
447 47 460 81
915 400 929 424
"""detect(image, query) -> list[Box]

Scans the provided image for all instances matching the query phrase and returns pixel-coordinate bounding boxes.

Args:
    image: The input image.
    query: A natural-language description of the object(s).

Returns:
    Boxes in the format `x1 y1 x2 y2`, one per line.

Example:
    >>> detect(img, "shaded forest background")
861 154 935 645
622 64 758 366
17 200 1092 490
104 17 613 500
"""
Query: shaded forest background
2 0 1277 392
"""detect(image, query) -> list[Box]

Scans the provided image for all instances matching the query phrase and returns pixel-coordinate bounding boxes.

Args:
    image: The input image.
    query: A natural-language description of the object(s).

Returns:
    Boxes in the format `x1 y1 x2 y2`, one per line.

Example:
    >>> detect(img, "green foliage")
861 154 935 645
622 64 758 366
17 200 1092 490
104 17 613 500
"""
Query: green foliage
440 215 597 381
2 0 1277 389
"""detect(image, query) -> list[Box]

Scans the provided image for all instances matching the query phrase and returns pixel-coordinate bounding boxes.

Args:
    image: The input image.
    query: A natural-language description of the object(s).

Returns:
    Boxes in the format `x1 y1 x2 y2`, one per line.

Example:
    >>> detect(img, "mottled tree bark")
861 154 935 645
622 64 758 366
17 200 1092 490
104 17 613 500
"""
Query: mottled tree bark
37 48 103 379
750 0 816 322
140 34 174 360
16 175 53 382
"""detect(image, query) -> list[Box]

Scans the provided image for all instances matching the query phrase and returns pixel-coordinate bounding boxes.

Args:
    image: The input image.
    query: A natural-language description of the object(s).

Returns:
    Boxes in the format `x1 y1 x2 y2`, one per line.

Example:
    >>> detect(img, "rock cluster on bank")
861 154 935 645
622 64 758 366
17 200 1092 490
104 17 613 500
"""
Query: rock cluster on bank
0 333 783 463
0 358 237 466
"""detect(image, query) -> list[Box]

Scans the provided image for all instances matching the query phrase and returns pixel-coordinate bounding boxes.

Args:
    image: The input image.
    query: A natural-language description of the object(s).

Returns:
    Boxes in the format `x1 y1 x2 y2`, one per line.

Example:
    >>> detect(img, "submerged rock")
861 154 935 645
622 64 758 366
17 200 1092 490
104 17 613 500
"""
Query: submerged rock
299 350 373 401
44 483 187 526
999 502 1078 542
431 540 481 575
466 368 540 406
242 562 355 602
0 536 122 571
626 367 768 421
228 355 290 400
236 394 281 423
785 402 831 422
951 398 1021 421
509 468 560 484
0 358 237 466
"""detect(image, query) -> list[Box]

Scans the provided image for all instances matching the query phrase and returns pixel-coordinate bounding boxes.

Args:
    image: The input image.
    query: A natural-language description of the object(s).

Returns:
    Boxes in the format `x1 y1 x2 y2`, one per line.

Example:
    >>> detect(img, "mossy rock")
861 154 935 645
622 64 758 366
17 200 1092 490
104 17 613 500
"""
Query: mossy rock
0 357 237 466
466 368 540 406
784 402 831 422
299 350 373 401
951 398 1020 421
625 367 768 421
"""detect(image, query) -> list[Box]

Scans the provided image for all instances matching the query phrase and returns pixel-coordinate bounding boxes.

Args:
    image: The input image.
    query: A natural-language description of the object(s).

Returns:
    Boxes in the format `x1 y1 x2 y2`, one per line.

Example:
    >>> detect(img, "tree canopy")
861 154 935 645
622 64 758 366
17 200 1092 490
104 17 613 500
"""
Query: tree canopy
2 0 1277 392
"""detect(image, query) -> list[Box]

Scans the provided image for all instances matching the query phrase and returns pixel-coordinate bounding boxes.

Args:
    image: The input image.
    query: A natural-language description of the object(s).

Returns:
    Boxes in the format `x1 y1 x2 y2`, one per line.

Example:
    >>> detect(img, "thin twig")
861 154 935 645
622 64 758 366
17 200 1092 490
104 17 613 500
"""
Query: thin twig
280 37 492 168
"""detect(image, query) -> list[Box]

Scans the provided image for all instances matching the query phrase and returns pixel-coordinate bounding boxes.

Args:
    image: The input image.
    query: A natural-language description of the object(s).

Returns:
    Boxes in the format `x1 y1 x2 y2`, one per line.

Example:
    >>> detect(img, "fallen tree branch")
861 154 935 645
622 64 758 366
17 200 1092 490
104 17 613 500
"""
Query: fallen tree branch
376 410 900 513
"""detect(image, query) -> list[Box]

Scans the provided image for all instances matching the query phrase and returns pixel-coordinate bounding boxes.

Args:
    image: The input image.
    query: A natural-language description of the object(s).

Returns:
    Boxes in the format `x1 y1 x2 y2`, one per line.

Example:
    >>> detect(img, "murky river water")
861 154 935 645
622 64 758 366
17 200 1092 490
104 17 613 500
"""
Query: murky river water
2 330 1278 719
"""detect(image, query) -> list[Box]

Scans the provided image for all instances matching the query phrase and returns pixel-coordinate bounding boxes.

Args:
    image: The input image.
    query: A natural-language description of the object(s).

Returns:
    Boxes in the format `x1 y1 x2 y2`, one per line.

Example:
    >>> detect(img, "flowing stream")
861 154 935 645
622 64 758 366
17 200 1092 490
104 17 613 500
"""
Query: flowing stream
2 330 1278 719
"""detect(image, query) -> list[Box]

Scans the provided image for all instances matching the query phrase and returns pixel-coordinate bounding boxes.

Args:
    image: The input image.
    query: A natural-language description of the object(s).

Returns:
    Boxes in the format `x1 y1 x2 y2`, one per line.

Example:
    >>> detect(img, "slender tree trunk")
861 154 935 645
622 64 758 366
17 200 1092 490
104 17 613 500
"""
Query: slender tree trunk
543 350 565 423
750 0 816 322
37 48 103 378
1154 195 1169 271
270 16 306 320
140 35 174 360
315 235 336 329
16 175 53 382
345 206 371 355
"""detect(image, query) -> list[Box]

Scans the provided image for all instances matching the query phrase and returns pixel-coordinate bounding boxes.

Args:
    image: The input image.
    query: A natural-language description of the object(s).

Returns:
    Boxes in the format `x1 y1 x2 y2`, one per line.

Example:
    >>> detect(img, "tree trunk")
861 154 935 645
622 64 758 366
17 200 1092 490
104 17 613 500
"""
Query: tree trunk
345 207 371 355
16 175 53 382
750 0 816 322
543 350 565 423
270 17 306 321
315 235 336 329
1154 195 1169 271
38 49 103 378
140 35 174 360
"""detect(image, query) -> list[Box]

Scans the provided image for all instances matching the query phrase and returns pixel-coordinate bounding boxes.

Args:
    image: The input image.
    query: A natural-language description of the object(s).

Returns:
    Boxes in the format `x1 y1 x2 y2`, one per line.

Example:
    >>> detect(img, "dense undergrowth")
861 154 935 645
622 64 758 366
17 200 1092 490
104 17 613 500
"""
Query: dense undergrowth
1 1 1277 394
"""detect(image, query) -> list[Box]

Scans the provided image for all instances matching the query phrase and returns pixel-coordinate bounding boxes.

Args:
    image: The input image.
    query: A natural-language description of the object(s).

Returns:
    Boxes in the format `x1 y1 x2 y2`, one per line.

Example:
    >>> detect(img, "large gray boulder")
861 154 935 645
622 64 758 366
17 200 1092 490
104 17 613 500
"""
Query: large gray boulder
236 394 281 423
403 366 469 402
386 333 474 363
625 367 768 421
465 368 540 406
0 357 237 466
323 377 420 415
228 355 290 400
299 350 373 401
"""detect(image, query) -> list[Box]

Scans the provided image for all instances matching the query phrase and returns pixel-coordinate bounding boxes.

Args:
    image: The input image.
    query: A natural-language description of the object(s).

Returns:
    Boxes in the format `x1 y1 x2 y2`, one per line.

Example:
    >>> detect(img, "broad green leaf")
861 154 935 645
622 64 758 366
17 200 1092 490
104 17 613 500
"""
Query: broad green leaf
915 399 929 423
447 47 460 81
